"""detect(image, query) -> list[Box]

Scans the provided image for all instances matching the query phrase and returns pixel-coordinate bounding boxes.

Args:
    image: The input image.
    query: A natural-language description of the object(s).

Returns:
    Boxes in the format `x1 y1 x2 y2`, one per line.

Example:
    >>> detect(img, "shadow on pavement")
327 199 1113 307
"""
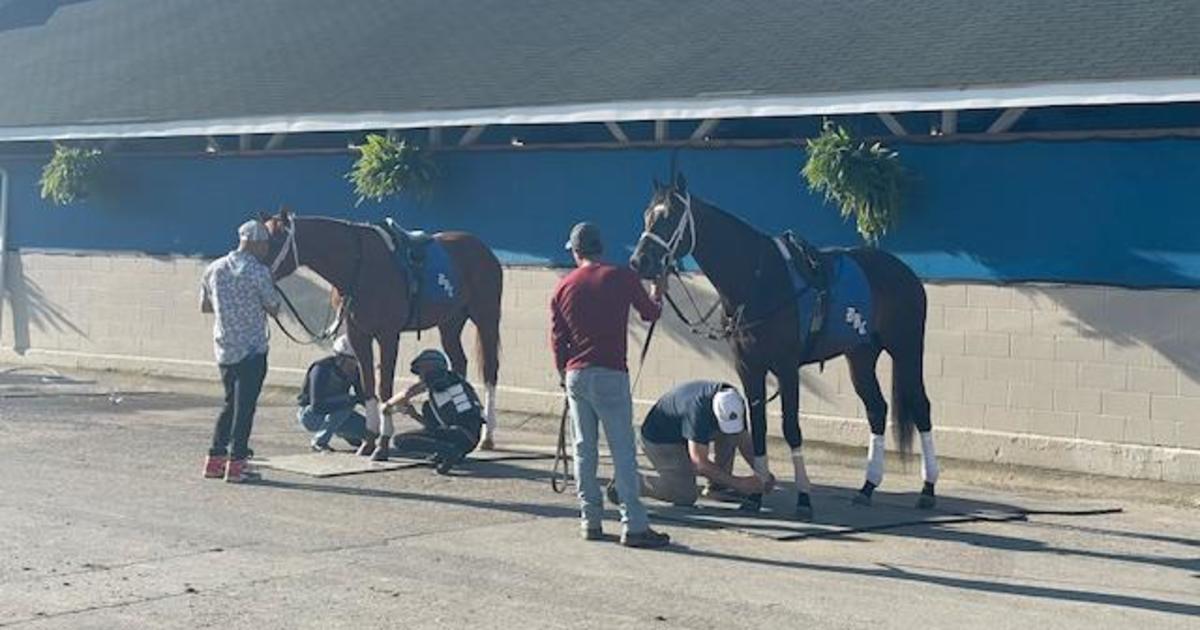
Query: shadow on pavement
664 545 1200 618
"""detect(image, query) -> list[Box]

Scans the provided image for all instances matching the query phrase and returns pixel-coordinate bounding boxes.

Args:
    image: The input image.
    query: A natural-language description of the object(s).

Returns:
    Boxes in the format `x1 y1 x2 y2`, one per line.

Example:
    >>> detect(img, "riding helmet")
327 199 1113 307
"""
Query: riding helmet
410 349 450 374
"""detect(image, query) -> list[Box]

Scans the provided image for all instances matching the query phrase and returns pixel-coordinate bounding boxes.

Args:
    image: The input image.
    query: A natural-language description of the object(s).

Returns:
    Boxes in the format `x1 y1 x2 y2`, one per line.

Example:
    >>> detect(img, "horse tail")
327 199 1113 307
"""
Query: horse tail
888 293 931 458
890 364 917 456
475 317 501 385
472 245 503 387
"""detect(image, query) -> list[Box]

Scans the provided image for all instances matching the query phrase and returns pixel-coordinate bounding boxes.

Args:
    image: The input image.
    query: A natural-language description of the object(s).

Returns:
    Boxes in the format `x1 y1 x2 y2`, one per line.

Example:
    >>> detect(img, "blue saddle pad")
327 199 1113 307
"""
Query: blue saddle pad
415 239 460 307
779 244 874 362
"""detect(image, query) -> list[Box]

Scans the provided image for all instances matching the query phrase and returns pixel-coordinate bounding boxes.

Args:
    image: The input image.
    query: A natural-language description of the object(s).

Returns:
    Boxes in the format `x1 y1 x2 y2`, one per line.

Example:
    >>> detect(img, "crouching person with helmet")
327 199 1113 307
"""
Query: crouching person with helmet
382 349 484 474
613 381 772 507
296 336 369 452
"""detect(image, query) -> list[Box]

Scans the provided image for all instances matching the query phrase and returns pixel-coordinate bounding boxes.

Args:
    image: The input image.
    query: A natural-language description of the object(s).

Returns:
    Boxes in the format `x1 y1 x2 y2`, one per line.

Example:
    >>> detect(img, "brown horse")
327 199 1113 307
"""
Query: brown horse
263 209 503 459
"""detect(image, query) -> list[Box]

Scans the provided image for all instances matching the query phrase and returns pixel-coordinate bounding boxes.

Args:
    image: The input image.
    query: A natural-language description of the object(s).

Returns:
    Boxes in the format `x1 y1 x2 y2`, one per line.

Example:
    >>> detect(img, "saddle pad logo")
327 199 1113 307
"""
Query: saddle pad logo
437 272 455 298
845 307 868 336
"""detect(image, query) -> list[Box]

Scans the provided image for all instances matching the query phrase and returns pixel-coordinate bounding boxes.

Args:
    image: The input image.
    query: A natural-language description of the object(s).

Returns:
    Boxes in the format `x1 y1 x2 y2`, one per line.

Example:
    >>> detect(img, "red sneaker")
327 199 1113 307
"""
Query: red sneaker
224 459 260 483
203 455 227 479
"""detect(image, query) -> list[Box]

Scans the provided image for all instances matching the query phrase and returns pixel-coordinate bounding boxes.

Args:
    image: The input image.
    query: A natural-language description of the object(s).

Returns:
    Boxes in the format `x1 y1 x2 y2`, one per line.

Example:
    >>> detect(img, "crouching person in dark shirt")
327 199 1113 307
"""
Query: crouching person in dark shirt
621 380 772 507
383 349 484 474
296 336 368 452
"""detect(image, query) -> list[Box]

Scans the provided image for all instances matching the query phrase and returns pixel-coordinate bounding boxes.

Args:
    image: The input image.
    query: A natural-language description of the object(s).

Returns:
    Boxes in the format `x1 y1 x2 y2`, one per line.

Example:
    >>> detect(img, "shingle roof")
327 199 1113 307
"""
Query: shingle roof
2 0 1199 140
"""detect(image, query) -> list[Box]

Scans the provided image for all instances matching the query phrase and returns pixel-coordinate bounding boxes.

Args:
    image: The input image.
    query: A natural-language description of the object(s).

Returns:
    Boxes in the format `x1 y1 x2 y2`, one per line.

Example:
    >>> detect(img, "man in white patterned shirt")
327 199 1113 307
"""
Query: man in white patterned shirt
200 220 281 483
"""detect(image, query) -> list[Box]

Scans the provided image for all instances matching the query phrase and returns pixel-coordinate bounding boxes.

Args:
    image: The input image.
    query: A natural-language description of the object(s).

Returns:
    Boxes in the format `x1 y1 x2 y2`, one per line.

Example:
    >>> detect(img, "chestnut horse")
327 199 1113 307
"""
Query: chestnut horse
263 209 503 459
630 174 938 520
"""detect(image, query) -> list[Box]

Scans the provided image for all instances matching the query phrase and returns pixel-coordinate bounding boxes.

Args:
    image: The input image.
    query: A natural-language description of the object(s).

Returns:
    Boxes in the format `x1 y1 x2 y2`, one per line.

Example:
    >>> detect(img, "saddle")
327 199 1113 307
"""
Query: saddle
376 217 437 329
780 231 831 338
378 218 434 294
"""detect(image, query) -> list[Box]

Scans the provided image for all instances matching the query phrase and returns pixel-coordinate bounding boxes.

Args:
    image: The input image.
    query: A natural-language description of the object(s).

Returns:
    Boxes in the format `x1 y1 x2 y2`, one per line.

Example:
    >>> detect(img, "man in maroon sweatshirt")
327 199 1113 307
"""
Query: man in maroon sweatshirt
550 221 670 549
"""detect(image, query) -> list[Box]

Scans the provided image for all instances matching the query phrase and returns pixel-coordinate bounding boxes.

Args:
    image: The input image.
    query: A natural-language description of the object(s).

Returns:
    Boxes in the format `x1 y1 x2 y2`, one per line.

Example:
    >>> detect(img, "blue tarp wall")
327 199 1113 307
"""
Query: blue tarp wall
2 139 1199 288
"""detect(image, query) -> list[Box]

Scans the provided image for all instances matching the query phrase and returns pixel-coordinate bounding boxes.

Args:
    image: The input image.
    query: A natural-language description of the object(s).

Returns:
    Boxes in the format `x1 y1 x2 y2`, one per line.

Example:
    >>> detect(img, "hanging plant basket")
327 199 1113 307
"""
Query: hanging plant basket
801 121 907 244
39 144 105 206
346 134 438 205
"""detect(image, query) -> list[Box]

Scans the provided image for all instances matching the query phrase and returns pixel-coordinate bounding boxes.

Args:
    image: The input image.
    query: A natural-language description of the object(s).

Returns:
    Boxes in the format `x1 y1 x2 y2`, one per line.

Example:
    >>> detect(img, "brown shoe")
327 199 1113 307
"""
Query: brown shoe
620 528 670 549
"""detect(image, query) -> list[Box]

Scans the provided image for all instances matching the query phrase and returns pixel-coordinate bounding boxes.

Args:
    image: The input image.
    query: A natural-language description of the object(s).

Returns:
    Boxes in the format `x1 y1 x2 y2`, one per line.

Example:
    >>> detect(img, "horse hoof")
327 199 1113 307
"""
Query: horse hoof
357 432 379 457
795 493 814 521
738 494 763 513
916 494 937 510
851 492 872 507
478 437 495 451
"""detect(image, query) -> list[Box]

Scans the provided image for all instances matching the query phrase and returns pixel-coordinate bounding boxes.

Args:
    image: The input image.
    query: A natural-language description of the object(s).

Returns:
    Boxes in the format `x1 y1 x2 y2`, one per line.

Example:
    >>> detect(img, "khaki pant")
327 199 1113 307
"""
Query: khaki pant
640 439 700 506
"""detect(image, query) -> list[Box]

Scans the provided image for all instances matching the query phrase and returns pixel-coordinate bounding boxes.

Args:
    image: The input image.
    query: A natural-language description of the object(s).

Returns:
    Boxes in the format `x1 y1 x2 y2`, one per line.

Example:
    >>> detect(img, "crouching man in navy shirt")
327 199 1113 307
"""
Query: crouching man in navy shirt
614 380 772 507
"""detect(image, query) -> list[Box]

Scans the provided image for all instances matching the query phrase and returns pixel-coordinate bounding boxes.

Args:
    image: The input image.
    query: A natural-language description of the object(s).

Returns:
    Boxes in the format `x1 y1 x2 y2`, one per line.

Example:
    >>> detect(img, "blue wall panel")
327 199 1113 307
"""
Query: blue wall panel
3 138 1199 287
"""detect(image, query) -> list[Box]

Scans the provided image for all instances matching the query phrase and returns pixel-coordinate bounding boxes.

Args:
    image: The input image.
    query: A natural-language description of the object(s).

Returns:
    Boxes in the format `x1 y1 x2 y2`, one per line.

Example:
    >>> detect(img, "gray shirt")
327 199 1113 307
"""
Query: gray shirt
200 250 280 365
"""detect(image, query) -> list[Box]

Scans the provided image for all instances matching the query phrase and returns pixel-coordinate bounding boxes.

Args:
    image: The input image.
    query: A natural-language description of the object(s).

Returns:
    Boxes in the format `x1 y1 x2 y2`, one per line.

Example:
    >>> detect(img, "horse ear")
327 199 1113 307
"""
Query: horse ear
674 172 687 192
257 210 270 223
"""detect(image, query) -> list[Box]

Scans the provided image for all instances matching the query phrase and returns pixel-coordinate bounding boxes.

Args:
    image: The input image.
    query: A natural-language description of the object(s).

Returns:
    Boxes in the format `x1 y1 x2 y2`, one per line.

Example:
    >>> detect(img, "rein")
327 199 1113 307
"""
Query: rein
268 217 365 345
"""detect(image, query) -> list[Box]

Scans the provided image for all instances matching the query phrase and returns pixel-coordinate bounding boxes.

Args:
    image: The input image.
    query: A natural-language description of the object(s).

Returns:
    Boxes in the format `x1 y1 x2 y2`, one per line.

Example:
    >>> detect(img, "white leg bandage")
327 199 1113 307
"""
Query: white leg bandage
483 382 497 438
791 448 812 494
865 434 885 486
920 431 939 485
364 398 381 434
378 399 394 436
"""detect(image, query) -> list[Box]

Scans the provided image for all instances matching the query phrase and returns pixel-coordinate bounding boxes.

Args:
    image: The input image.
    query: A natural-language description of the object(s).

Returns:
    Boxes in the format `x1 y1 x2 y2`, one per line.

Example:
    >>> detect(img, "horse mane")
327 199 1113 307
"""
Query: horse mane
688 194 773 245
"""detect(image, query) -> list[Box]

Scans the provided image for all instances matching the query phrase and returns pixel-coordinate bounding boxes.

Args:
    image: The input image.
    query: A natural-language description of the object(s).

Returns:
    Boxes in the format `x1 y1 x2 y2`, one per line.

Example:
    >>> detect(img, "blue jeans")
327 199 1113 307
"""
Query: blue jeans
297 406 367 448
566 367 649 533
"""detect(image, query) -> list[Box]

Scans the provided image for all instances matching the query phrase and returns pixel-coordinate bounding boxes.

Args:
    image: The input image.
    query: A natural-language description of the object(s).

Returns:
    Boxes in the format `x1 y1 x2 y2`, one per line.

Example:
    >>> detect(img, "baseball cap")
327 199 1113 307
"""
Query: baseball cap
712 387 746 434
238 220 270 242
564 222 603 255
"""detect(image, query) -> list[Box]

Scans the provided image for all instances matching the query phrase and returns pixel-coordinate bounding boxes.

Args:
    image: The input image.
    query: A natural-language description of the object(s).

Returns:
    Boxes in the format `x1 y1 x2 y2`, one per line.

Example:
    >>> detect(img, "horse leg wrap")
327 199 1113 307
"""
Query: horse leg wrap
378 399 394 437
865 434 885 487
364 399 382 434
790 448 812 494
919 431 939 485
483 383 497 440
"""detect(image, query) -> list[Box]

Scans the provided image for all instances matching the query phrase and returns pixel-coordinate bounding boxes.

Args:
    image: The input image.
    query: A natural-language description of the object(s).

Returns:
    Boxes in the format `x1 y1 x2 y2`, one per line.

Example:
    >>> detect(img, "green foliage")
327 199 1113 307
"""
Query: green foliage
801 121 907 244
39 144 104 206
346 134 438 205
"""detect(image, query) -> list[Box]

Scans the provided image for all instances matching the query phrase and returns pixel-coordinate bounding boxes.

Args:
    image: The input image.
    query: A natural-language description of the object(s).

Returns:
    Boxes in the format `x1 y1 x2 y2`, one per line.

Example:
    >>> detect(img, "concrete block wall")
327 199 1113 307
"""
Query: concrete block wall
2 251 1198 482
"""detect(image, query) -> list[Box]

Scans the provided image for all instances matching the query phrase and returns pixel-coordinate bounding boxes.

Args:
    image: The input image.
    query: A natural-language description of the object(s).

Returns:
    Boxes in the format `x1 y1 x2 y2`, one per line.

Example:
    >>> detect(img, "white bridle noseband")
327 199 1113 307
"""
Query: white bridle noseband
269 217 300 275
637 190 695 271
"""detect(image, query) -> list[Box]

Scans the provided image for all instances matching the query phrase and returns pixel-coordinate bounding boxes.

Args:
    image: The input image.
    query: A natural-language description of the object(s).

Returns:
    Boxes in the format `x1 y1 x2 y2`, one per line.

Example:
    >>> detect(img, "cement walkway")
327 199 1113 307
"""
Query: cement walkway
0 366 1197 629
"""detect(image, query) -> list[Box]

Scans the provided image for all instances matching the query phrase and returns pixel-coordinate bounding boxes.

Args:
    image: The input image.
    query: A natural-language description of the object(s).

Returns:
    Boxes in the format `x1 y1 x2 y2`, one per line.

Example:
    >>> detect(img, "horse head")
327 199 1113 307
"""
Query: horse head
262 205 299 280
630 172 694 280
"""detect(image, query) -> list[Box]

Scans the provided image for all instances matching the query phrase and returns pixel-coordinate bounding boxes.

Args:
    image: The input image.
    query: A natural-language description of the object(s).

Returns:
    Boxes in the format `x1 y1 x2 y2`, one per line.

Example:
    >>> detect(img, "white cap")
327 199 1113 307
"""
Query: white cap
331 335 355 358
711 387 746 434
238 220 269 242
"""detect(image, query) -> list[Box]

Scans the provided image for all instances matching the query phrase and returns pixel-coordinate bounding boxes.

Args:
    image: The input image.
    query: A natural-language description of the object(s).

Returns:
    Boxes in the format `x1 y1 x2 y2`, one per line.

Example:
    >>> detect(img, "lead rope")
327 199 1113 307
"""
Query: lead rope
550 395 573 493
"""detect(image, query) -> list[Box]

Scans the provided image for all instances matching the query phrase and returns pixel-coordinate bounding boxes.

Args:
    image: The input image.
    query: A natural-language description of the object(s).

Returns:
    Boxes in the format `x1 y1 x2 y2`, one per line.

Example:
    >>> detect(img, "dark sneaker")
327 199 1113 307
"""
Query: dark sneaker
621 528 671 549
581 527 604 541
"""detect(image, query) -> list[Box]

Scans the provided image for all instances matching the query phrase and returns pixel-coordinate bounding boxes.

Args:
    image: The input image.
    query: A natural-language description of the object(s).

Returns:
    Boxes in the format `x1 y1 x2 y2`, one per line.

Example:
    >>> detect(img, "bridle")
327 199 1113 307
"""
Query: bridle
269 216 301 276
266 214 352 345
636 189 696 276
